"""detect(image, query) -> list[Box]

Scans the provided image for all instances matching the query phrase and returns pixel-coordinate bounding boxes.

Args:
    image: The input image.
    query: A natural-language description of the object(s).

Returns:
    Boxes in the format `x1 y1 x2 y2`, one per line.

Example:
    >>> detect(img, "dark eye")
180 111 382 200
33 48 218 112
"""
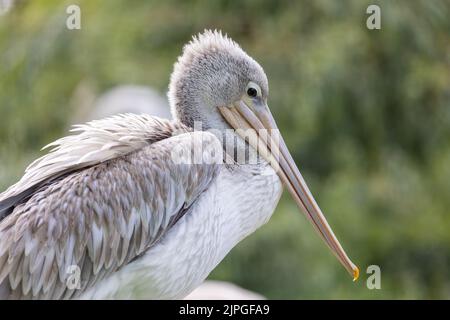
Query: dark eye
247 87 258 98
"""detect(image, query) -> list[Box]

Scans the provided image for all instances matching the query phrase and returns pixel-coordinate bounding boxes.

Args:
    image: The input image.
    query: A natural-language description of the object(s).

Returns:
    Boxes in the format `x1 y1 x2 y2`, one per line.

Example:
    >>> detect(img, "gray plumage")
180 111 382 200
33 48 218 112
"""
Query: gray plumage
0 30 278 299
0 114 222 299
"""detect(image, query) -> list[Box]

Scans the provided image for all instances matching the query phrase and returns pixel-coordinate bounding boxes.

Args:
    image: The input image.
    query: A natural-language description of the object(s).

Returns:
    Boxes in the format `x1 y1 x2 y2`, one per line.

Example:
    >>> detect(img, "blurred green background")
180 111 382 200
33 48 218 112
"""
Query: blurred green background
1 0 449 299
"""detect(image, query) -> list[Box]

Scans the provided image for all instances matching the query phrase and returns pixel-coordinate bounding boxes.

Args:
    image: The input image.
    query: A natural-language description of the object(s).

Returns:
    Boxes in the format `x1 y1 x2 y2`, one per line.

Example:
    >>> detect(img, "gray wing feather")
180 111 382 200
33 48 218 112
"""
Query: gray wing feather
0 114 184 220
0 126 221 299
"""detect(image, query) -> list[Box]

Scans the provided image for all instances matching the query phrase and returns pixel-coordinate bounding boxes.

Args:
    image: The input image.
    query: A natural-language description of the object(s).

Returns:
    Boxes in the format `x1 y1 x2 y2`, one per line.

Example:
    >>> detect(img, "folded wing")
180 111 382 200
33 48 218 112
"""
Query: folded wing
0 114 222 299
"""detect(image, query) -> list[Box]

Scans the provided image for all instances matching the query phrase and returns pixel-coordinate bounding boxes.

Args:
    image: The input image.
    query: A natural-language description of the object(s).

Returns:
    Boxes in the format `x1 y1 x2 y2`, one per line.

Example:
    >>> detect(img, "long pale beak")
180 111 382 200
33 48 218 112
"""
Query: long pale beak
219 100 359 281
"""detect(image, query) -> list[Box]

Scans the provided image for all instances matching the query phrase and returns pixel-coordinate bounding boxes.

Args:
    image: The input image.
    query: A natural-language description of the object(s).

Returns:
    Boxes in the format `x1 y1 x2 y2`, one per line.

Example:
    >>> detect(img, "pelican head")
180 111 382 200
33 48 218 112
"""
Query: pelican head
168 30 359 280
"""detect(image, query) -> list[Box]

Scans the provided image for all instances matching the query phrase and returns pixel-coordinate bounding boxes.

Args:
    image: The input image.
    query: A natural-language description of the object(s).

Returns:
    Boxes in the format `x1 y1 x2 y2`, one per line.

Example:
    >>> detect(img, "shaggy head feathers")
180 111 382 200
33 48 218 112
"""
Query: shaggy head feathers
168 30 268 128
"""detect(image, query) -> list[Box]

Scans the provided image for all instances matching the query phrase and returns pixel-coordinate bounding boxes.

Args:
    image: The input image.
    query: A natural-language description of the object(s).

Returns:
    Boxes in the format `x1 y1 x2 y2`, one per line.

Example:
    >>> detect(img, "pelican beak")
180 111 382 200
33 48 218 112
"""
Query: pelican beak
218 99 359 281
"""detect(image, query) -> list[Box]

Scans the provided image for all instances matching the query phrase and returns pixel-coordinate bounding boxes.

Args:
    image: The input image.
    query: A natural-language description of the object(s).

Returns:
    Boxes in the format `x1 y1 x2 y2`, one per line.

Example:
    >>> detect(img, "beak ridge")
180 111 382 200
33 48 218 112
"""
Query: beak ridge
219 100 359 281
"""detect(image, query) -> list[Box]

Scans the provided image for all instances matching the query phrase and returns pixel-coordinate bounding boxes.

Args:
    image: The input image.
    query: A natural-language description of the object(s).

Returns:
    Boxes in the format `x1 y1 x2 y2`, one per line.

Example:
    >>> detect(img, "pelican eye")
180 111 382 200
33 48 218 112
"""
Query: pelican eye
247 87 258 98
246 82 261 99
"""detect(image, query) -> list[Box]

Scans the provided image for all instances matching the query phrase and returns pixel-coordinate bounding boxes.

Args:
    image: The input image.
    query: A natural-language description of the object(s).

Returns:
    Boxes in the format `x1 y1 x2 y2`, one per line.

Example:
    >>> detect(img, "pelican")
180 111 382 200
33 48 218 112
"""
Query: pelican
0 30 358 299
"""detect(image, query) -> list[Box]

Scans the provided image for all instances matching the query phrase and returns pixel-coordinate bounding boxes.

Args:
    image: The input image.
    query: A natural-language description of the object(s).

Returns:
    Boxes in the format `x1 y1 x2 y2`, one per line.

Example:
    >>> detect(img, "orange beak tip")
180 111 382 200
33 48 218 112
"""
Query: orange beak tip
352 266 360 282
220 102 359 283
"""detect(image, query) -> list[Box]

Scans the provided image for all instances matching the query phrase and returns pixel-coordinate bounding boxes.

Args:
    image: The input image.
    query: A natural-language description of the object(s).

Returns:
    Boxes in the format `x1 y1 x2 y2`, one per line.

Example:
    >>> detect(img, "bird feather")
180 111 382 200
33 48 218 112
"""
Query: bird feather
0 114 221 299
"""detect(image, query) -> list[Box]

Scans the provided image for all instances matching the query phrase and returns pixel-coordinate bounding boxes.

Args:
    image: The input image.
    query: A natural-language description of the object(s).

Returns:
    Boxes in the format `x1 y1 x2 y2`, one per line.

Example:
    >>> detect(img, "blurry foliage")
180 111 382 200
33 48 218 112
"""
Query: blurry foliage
0 0 449 299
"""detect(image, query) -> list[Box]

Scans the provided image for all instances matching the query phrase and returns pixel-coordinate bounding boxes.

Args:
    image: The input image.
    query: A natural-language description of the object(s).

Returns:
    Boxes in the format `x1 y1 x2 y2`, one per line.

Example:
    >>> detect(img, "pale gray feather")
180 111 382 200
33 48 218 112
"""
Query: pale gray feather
0 29 273 300
0 115 221 299
0 114 186 219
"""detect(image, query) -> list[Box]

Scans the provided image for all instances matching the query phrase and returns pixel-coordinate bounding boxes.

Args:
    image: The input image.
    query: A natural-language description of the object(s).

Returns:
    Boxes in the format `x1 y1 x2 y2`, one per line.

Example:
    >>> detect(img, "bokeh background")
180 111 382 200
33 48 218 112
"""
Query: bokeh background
1 0 449 299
